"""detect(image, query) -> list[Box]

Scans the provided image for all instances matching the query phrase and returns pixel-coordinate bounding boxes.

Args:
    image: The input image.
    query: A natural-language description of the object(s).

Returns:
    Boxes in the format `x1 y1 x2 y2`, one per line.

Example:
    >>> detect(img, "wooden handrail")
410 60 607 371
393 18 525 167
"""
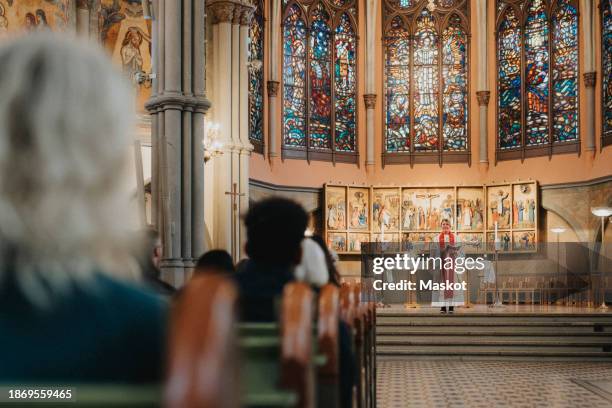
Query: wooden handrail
280 282 314 408
165 275 239 408
317 283 340 379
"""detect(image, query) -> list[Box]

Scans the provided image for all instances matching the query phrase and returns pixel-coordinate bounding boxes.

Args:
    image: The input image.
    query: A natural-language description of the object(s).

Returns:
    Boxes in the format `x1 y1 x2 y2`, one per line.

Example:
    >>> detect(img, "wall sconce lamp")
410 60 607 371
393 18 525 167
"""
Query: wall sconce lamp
203 122 223 163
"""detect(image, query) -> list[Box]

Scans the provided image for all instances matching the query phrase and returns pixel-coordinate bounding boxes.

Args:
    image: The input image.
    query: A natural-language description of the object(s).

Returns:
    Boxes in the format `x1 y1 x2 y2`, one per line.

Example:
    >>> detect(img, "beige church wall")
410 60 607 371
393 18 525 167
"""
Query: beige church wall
251 0 612 189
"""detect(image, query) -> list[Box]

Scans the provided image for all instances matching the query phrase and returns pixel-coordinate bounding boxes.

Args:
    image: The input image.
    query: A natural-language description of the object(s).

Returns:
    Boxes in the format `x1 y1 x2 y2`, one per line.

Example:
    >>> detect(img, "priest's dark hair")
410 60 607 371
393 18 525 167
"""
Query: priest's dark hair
244 197 308 266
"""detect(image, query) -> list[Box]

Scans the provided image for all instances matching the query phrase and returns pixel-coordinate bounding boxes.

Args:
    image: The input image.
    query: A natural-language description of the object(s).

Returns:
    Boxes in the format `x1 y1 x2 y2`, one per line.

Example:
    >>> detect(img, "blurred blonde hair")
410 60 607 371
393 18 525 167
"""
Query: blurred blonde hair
0 34 139 305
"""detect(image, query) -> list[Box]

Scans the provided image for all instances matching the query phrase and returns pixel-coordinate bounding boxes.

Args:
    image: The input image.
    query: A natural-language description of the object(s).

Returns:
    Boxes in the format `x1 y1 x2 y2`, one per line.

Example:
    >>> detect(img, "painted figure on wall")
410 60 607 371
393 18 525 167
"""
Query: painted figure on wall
348 189 368 229
120 27 144 81
0 3 8 32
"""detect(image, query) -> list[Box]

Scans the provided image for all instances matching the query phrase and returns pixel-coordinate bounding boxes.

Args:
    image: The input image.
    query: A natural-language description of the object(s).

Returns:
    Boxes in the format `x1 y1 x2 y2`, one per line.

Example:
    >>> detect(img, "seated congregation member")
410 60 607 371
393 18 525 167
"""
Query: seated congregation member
294 237 329 287
310 234 341 286
234 197 308 322
0 34 167 383
195 249 235 275
138 228 176 296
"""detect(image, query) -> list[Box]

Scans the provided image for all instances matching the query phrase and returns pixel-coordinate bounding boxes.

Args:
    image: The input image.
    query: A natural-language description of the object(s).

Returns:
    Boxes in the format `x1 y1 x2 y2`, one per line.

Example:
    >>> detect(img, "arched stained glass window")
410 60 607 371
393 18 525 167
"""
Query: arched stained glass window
282 0 358 162
496 0 579 161
248 0 265 153
603 0 612 147
383 0 470 166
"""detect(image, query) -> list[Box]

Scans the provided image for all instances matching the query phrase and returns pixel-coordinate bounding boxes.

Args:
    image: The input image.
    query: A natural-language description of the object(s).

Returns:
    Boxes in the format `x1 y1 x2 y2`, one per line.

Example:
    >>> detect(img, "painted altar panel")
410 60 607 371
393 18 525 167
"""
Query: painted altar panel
347 187 369 230
325 185 347 231
327 232 347 253
401 187 455 231
457 232 485 254
486 185 512 229
348 232 370 252
512 183 537 229
456 187 485 231
372 188 401 232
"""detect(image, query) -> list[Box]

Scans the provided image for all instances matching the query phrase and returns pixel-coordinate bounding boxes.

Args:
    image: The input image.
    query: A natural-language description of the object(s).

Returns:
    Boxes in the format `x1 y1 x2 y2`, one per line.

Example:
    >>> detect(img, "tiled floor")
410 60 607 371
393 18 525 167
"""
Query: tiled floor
377 304 612 315
377 359 612 408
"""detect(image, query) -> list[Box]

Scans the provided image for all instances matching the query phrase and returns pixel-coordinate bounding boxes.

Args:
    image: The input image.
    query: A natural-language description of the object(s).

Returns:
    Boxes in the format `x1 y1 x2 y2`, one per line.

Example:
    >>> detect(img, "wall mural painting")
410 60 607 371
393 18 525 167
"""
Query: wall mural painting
99 0 151 112
325 183 538 254
0 0 71 36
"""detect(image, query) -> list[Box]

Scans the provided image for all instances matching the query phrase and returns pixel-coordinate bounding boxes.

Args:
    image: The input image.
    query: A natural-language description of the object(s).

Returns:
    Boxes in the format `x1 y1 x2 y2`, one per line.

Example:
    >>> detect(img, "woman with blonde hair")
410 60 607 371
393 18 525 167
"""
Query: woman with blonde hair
0 34 167 383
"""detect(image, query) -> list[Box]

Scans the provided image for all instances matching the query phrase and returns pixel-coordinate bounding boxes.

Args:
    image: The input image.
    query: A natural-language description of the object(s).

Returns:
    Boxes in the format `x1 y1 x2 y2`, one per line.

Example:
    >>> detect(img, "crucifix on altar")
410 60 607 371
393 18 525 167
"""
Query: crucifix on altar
226 182 245 260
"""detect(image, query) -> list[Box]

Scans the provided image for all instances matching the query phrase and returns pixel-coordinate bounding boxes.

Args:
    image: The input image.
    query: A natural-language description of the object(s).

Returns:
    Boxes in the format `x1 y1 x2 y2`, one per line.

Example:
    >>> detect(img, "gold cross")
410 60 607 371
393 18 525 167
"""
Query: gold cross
225 183 245 212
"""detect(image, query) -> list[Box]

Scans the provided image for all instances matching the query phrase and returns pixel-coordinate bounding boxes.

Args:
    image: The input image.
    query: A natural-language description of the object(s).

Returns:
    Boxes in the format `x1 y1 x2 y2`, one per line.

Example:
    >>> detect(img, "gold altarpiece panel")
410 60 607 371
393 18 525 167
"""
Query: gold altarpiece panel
324 182 538 254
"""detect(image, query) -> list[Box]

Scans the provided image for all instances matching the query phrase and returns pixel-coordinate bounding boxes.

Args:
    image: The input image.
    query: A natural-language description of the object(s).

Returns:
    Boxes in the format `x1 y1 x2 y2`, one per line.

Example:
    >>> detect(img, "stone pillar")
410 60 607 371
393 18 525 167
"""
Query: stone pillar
477 91 491 163
209 1 234 256
268 0 281 160
581 0 596 152
146 0 211 286
239 6 254 260
584 72 597 151
364 94 376 167
208 0 254 262
267 80 279 160
476 0 489 164
76 0 90 37
365 0 377 168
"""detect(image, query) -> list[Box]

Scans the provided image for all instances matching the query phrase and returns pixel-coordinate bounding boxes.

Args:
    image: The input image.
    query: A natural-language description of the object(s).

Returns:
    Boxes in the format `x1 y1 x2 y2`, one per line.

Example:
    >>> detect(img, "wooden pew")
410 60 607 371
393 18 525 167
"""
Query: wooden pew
165 274 240 408
239 283 341 408
317 284 341 408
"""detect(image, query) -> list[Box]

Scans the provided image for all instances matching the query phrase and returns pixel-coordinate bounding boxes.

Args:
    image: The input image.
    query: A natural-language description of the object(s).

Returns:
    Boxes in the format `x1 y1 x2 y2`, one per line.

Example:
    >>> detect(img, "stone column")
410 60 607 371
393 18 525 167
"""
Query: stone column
364 94 376 167
365 0 377 168
76 0 90 37
209 1 234 256
268 0 281 160
146 0 211 286
584 72 597 151
239 5 254 260
581 0 596 152
476 0 489 164
477 91 491 163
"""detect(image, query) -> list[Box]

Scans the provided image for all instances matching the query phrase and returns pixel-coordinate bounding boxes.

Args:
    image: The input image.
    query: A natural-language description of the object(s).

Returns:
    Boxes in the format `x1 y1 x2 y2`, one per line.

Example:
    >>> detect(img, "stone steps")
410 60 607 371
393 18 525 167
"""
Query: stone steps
376 311 612 360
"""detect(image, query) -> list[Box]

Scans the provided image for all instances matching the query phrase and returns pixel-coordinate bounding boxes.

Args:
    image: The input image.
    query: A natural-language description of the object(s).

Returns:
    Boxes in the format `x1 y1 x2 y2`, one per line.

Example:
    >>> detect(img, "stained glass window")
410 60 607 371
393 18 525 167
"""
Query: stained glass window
334 13 357 151
282 1 358 161
497 6 521 149
603 0 612 145
248 0 265 151
283 4 307 147
496 0 579 160
383 0 469 164
385 16 411 152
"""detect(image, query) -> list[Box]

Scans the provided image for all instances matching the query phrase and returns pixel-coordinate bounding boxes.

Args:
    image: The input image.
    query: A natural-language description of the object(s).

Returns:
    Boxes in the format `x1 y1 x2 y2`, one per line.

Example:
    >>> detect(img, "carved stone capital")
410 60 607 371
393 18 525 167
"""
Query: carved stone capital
207 1 235 24
238 4 255 26
363 94 377 109
476 91 491 106
267 81 280 97
584 72 597 88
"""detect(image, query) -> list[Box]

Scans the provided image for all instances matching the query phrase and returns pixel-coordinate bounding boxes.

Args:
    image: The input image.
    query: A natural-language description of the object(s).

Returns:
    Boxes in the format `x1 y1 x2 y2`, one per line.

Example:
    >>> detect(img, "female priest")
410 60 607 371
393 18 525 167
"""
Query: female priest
430 219 465 313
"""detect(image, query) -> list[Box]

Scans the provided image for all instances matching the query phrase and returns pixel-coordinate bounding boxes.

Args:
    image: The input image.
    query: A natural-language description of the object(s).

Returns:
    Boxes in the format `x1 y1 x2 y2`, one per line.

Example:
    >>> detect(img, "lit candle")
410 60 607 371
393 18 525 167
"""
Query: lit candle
494 221 498 243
